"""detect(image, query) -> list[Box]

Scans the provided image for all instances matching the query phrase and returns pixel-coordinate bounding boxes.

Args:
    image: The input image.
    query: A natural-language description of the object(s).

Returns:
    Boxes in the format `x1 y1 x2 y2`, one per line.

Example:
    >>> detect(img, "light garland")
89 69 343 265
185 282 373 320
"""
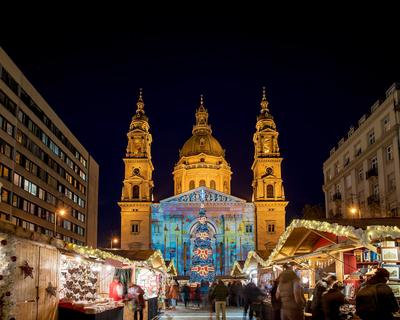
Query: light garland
0 233 17 319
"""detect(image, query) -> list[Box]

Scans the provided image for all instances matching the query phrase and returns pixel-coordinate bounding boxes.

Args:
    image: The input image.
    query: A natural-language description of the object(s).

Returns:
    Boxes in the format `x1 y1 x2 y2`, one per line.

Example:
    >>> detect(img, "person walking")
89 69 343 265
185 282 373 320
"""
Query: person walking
310 274 336 320
271 278 282 320
211 280 229 320
276 269 306 320
168 281 180 310
127 283 145 320
243 282 264 319
322 281 346 320
356 268 399 320
182 283 190 308
200 280 209 309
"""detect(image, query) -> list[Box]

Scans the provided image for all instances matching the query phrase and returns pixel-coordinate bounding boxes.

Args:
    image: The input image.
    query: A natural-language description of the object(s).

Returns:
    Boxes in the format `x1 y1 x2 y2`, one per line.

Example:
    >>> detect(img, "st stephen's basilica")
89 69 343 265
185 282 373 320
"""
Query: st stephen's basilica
119 89 288 276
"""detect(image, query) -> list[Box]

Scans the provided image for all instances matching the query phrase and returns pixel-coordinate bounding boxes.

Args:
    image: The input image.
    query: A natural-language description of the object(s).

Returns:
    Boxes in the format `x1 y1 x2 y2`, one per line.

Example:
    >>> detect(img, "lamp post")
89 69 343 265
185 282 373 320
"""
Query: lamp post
111 237 119 249
54 208 66 238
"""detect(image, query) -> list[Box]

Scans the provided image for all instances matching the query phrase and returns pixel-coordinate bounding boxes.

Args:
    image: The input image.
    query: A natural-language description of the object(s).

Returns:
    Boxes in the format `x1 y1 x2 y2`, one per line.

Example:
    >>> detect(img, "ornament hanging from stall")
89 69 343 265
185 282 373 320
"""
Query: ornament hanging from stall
19 261 34 279
46 282 57 297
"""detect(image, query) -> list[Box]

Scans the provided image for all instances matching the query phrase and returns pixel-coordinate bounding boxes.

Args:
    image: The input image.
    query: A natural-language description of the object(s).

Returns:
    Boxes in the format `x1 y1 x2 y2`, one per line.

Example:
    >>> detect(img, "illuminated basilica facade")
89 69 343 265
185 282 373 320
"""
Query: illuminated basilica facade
119 89 288 276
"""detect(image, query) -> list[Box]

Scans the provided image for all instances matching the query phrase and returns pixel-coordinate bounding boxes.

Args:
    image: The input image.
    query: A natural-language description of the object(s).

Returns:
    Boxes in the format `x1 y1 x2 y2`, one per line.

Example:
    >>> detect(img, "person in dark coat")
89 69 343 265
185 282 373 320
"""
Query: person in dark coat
322 281 346 320
356 268 399 320
182 283 190 308
270 278 281 320
311 274 336 320
243 282 265 320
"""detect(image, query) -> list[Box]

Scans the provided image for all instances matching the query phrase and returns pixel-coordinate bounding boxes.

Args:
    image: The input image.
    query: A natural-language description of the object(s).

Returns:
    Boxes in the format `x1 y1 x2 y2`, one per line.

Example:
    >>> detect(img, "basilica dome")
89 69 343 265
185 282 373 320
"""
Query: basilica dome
180 133 225 157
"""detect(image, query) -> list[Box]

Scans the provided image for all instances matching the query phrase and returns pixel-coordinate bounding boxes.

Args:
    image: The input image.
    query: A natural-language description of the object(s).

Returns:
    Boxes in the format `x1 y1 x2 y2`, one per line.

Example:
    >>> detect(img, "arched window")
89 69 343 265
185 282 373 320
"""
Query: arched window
267 185 274 198
199 180 206 187
223 181 228 193
133 185 140 199
210 180 216 189
189 180 195 190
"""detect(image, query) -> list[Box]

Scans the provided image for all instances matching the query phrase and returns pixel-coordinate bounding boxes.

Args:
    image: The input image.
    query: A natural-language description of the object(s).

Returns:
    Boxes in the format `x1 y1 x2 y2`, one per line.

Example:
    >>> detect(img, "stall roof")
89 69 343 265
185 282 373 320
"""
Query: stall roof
266 219 400 266
102 249 168 271
230 250 271 276
164 260 178 276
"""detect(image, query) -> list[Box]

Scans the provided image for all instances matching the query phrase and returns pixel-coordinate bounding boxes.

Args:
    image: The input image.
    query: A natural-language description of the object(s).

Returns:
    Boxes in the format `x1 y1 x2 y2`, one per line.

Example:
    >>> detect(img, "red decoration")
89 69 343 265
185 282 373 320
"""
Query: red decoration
19 261 34 279
193 248 212 259
1 239 7 245
191 265 215 276
10 256 17 262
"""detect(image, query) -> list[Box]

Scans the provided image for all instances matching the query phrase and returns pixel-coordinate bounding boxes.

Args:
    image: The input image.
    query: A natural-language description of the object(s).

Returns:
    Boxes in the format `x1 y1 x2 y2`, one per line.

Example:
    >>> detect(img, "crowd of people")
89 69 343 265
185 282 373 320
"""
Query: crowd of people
161 266 399 320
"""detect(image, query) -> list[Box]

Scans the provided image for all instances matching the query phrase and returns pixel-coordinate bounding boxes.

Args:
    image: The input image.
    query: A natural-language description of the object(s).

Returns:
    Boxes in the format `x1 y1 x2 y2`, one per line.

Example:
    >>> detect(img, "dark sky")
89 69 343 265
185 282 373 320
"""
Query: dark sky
2 23 399 247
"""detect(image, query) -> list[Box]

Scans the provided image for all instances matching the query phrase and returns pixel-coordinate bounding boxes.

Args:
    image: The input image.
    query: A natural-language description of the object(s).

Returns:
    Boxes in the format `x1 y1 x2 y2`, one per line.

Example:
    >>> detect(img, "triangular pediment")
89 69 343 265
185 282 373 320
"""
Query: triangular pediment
160 187 246 203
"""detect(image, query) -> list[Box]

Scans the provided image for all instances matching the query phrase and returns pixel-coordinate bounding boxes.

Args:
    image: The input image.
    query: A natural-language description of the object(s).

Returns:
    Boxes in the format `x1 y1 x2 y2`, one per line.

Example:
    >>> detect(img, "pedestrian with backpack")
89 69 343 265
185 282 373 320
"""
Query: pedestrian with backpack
355 268 399 320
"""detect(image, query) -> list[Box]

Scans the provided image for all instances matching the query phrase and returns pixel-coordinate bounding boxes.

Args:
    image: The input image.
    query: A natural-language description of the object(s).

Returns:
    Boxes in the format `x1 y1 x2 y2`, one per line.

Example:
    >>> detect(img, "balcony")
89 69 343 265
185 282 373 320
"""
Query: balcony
367 195 380 206
366 167 378 179
332 192 342 201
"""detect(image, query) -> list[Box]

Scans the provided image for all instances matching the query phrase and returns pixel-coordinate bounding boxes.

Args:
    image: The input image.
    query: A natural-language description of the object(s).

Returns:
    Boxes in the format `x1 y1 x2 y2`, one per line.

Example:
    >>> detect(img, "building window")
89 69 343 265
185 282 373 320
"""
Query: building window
358 168 364 182
245 225 253 233
371 156 378 169
383 116 391 132
386 145 393 161
334 162 339 175
133 185 140 199
223 181 228 193
373 184 379 197
368 130 375 145
354 143 362 157
267 185 274 198
344 153 350 167
345 175 351 189
210 180 216 190
199 180 206 187
267 223 275 234
189 180 195 190
325 169 331 182
388 173 396 192
131 223 140 234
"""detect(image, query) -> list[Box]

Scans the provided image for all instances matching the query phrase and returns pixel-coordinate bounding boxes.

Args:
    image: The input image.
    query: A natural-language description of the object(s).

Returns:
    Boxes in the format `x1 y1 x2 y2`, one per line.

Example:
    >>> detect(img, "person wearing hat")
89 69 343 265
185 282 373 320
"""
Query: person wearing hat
322 281 346 320
356 268 399 320
310 274 337 320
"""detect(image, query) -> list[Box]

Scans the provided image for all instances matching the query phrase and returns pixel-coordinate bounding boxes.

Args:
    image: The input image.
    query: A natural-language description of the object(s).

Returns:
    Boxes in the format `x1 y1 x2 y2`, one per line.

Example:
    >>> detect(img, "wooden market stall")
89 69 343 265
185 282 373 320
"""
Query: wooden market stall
102 249 172 320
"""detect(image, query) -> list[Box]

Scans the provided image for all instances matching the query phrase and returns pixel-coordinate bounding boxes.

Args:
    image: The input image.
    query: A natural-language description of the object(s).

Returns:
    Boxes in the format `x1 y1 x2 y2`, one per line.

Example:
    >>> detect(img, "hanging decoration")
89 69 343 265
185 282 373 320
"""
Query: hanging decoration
0 233 17 319
19 261 34 279
189 199 215 283
45 282 57 297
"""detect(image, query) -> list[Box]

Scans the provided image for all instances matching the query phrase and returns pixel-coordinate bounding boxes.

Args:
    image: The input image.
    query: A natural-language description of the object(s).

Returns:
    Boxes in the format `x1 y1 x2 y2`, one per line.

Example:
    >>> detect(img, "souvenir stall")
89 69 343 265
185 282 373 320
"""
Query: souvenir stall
58 244 134 320
230 251 270 285
266 219 400 319
104 249 170 320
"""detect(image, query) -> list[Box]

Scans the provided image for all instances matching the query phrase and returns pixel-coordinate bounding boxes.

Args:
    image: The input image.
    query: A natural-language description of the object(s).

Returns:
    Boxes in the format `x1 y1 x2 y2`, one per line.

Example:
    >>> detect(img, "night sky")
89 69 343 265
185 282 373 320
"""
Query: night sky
2 24 400 248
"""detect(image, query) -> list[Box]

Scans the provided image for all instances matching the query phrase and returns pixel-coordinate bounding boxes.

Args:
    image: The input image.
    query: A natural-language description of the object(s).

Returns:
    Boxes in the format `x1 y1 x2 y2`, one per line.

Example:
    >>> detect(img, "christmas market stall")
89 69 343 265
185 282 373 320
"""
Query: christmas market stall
231 250 270 285
265 219 400 318
57 243 135 320
0 221 62 320
103 249 171 320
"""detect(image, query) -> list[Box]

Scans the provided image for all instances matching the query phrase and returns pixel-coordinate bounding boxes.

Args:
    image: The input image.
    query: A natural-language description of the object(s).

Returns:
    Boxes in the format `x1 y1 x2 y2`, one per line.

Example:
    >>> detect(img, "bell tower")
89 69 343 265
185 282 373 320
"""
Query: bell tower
119 89 154 249
252 87 288 250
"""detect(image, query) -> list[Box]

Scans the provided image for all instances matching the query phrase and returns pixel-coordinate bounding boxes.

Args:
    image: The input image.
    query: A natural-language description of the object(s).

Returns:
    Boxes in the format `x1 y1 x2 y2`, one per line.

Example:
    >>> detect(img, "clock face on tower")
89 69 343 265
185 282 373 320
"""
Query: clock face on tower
133 168 140 176
266 167 273 176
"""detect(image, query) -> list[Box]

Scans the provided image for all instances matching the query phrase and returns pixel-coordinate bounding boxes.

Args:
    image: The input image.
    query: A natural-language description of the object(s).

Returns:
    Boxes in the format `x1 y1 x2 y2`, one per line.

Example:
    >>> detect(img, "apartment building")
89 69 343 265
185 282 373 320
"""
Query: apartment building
0 48 99 246
323 83 400 219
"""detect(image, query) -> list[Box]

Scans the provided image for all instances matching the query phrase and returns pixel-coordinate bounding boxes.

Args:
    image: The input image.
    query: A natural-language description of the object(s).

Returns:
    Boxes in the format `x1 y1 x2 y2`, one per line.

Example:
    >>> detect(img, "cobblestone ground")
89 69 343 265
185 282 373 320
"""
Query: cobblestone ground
157 305 245 319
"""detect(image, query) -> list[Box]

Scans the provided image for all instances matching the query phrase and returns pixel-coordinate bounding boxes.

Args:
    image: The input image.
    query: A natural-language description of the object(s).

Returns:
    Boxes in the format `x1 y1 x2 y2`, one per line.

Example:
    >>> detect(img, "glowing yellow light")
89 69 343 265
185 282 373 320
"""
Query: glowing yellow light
58 209 66 216
349 207 357 215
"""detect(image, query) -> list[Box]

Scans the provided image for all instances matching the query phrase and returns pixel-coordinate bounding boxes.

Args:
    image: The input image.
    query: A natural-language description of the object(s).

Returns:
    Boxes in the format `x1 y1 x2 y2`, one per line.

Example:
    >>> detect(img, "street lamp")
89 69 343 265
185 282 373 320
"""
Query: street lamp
111 237 119 249
54 208 66 238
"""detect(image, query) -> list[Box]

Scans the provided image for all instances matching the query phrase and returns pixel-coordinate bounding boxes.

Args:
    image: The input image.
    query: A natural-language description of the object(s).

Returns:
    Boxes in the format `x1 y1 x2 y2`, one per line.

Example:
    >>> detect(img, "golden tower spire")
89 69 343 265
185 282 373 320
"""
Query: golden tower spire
260 86 269 111
136 88 144 113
